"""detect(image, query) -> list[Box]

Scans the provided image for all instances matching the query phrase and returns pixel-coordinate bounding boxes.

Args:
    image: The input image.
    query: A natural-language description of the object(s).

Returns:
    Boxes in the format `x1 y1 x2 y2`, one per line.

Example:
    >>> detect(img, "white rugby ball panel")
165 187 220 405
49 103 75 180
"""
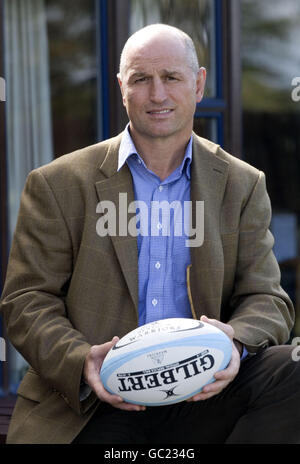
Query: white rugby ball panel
111 318 220 348
100 318 232 406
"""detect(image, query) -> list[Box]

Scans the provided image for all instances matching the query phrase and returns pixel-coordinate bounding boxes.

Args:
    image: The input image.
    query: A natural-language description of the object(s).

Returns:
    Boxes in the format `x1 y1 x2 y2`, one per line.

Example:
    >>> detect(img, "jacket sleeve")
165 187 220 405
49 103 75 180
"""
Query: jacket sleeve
227 171 295 354
0 168 94 414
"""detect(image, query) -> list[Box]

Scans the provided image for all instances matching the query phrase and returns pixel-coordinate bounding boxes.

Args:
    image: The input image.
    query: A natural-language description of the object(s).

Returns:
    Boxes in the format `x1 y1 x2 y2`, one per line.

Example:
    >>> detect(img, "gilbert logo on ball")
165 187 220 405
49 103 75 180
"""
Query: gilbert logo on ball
100 318 232 406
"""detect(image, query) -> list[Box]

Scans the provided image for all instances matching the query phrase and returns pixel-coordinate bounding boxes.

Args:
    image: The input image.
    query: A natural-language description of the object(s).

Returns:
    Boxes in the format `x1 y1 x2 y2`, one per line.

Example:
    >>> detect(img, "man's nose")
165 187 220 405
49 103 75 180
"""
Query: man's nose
149 77 167 103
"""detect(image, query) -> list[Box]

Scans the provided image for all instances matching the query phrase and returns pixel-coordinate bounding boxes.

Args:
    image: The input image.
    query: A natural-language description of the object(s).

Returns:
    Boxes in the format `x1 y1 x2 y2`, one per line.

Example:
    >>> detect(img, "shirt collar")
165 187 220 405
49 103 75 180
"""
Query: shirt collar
118 124 193 180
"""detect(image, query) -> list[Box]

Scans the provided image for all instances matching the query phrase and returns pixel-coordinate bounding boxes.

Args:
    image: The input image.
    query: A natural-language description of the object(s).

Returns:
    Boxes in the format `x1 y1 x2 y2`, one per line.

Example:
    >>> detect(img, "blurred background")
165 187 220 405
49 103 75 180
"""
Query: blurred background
0 0 300 434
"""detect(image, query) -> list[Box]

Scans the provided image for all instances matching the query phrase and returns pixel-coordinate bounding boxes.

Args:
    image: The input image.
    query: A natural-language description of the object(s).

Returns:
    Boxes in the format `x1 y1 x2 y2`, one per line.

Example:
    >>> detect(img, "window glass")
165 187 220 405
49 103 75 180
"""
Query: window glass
46 0 99 156
128 0 216 97
242 0 300 335
4 0 55 390
3 0 99 392
193 117 218 143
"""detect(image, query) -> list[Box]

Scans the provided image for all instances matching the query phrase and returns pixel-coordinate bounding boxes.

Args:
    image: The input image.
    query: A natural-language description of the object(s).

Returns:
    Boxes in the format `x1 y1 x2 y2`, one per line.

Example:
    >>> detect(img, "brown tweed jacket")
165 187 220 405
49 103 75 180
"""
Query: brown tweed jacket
0 132 294 443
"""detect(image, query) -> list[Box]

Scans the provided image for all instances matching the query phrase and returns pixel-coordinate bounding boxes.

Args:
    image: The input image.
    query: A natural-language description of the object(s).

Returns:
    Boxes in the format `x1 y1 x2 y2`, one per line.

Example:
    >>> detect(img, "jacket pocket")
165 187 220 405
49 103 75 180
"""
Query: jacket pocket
17 367 52 403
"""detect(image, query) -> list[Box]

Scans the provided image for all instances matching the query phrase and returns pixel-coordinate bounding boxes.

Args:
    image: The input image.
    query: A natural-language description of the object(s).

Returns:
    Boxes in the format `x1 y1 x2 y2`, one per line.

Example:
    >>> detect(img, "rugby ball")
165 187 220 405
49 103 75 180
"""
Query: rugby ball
100 318 232 406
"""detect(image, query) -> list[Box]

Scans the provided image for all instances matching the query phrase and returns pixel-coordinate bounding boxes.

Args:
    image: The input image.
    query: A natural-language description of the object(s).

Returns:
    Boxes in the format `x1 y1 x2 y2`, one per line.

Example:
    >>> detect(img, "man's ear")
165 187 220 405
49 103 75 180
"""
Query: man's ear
195 67 206 103
117 73 126 107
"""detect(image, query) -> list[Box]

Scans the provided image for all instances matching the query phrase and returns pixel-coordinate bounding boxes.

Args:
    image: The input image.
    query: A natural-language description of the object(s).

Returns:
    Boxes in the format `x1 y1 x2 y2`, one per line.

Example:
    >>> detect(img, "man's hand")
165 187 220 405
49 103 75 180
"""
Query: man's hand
83 337 146 412
187 315 241 402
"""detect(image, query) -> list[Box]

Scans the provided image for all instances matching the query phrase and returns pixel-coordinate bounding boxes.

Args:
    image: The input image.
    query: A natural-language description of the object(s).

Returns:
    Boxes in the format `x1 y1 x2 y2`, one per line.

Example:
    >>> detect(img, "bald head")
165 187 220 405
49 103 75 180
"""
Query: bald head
119 24 199 80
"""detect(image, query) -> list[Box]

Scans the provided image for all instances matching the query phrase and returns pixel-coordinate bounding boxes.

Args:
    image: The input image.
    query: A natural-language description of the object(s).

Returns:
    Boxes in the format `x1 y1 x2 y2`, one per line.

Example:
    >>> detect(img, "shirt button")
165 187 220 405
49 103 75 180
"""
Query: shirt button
137 158 142 164
152 298 158 306
155 261 161 269
157 222 162 230
159 185 164 192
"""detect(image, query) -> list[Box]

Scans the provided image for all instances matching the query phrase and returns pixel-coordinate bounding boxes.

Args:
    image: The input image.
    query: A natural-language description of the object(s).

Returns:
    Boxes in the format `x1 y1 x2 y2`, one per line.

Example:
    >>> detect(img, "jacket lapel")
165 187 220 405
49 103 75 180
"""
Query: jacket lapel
189 135 229 320
94 136 139 316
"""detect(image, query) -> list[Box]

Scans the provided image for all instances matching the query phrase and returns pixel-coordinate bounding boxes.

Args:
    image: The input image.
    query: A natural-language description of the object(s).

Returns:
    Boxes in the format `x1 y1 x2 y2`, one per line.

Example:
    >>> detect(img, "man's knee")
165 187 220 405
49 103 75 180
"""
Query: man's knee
248 344 300 397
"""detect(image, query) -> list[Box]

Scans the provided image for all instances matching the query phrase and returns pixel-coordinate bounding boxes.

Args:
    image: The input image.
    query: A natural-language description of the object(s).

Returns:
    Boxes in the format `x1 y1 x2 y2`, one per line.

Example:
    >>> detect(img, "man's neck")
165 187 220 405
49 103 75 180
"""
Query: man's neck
129 127 192 181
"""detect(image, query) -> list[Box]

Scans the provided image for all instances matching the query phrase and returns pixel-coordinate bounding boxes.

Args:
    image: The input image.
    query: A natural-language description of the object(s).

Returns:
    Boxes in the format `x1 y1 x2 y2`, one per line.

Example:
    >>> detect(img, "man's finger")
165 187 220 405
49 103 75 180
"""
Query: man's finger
97 385 146 411
200 315 234 340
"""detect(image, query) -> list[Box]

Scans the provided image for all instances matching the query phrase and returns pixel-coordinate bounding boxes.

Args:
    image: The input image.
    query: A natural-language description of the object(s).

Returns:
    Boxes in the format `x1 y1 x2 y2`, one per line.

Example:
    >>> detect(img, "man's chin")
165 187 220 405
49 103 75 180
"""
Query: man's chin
133 126 180 140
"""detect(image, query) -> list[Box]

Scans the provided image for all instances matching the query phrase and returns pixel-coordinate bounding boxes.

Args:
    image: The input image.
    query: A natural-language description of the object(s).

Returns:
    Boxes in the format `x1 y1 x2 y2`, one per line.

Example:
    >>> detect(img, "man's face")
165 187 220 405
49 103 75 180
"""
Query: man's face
118 34 206 142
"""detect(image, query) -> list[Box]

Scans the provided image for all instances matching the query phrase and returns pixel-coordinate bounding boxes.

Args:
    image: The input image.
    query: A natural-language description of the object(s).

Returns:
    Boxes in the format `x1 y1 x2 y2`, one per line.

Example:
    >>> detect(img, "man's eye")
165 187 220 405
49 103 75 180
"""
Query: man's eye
166 76 177 81
135 77 148 83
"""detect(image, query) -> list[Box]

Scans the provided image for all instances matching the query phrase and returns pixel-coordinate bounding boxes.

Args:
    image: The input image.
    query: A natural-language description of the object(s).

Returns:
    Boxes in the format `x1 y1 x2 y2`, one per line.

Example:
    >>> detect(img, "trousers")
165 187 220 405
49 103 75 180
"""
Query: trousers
73 345 300 444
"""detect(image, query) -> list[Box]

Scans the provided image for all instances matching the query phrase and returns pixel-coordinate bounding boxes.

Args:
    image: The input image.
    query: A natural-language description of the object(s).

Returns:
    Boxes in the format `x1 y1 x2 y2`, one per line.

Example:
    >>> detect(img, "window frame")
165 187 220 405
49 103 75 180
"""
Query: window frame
98 0 242 156
0 0 9 397
0 0 242 398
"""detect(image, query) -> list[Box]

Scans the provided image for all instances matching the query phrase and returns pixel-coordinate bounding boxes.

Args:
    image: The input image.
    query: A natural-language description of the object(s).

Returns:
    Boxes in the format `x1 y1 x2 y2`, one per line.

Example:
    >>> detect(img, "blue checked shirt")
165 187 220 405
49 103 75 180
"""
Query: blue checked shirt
118 126 193 326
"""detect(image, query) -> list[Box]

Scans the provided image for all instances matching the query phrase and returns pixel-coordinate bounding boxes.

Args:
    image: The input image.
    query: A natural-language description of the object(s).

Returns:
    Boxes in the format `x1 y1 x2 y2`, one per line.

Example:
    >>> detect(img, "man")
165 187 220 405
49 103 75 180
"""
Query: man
0 24 299 444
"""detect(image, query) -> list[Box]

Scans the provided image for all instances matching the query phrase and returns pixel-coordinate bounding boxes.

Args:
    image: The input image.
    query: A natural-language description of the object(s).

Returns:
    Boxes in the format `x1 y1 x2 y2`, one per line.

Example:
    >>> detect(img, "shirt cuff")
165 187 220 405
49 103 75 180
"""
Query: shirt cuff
79 381 92 402
240 346 249 361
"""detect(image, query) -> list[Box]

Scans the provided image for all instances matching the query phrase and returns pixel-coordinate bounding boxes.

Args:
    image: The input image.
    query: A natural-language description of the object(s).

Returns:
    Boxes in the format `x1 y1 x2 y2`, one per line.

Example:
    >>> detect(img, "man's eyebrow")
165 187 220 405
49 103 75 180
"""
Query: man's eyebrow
162 70 183 76
128 70 184 80
128 71 148 80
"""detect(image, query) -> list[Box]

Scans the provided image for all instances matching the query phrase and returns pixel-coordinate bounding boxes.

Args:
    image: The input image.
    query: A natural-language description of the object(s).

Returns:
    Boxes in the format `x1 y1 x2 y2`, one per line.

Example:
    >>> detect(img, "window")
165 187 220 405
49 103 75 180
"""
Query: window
128 0 220 144
1 0 100 393
0 0 242 395
46 0 100 156
105 0 233 146
241 0 300 335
